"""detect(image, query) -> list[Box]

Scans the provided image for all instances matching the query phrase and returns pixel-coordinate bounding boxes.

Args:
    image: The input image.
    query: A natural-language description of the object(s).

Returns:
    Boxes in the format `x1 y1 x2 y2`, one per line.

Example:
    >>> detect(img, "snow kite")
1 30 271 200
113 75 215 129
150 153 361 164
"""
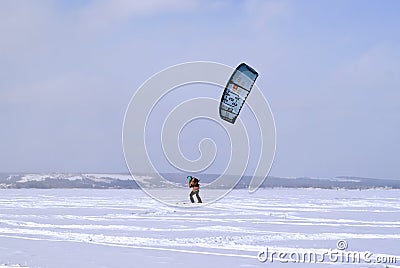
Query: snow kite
219 63 258 124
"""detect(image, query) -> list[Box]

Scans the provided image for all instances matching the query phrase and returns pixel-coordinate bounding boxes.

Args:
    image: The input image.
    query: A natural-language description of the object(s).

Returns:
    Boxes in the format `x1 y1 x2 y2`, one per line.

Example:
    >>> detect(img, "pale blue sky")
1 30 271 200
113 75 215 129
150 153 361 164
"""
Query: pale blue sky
0 0 399 179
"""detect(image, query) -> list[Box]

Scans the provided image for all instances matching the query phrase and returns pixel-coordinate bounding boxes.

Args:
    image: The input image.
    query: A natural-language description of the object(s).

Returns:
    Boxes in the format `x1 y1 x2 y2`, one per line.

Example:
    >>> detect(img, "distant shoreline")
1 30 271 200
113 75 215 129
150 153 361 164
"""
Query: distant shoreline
0 173 399 190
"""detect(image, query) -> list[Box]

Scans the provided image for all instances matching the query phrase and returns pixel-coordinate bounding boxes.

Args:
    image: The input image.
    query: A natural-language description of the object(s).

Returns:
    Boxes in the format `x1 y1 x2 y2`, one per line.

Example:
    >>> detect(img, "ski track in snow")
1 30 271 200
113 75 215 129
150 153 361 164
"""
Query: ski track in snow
0 189 399 267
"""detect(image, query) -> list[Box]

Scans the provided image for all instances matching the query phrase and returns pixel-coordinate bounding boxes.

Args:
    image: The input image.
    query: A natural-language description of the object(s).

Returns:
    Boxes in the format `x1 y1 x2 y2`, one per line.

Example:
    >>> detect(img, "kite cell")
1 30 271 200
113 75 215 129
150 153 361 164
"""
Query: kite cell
219 63 259 124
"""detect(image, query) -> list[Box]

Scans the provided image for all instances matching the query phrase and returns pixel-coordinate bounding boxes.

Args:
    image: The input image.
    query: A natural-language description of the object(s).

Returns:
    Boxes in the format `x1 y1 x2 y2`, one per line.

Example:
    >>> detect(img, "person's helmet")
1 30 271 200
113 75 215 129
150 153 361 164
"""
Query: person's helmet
187 176 192 181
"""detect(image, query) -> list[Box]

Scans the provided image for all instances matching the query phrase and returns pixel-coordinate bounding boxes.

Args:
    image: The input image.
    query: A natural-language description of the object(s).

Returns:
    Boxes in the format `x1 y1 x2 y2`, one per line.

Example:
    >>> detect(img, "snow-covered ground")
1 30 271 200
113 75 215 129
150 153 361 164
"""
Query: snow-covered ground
0 189 399 268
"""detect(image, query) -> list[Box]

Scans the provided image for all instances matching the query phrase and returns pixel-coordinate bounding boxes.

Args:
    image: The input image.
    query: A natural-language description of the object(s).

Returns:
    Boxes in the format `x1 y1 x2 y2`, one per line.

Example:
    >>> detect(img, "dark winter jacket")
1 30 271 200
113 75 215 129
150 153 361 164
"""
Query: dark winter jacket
189 178 200 191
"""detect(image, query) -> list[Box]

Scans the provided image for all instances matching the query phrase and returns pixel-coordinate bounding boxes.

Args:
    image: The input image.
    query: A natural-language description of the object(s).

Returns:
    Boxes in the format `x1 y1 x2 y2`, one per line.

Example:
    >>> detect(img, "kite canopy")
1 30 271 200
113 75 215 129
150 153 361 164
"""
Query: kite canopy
219 63 258 124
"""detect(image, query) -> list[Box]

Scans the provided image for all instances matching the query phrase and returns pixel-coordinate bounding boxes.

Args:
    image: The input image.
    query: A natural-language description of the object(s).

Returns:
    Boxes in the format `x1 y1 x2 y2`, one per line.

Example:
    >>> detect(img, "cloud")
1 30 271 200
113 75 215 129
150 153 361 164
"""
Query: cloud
244 0 289 29
332 44 399 83
0 1 56 54
77 0 199 32
326 44 400 106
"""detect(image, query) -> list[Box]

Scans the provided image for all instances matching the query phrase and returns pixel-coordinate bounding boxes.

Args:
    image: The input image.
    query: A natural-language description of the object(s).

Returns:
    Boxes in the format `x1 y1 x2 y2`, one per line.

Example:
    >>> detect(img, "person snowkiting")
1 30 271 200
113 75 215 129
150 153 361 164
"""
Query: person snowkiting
187 176 202 203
